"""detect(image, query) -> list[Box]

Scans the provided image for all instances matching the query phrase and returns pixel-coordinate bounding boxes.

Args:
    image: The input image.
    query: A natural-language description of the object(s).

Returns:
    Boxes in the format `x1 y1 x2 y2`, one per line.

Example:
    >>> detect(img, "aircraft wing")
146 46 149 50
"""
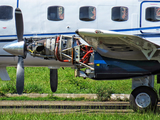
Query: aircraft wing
76 29 160 61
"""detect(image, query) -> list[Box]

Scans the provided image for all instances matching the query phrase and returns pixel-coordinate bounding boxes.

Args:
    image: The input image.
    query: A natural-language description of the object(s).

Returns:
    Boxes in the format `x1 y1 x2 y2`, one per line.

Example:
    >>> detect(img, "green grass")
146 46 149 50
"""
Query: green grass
0 113 159 120
0 67 159 96
0 95 90 101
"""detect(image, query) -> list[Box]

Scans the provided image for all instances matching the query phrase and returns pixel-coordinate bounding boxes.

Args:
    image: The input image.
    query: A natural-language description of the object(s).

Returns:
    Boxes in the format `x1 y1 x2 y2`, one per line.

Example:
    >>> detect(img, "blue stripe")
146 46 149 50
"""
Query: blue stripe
112 26 160 37
17 0 19 8
94 60 106 64
112 26 160 32
0 32 76 38
136 33 160 37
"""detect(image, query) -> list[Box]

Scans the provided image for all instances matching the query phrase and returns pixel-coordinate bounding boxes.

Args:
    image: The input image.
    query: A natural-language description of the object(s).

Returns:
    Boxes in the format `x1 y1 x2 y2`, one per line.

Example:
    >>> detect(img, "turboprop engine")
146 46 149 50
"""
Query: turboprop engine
3 35 94 65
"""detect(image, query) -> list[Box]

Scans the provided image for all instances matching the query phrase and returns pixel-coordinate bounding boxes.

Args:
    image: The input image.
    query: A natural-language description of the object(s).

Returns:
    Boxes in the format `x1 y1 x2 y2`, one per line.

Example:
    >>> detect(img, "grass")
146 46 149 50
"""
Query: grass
0 67 132 94
0 67 159 97
0 95 90 101
0 113 159 120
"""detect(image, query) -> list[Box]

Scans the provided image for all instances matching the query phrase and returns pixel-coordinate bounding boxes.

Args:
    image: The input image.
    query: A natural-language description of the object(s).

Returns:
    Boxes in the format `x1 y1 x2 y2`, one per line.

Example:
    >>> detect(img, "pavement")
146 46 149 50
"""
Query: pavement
5 93 130 101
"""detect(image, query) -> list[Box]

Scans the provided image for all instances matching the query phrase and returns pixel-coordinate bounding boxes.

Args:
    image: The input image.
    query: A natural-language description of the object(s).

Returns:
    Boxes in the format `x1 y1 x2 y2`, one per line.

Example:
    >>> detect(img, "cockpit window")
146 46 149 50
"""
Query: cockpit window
0 6 13 21
112 6 128 21
146 7 160 22
79 6 96 21
48 6 64 21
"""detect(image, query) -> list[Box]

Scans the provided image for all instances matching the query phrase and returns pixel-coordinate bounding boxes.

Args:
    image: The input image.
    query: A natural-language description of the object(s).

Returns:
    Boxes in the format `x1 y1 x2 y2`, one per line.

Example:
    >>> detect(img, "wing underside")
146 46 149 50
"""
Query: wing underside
76 29 160 61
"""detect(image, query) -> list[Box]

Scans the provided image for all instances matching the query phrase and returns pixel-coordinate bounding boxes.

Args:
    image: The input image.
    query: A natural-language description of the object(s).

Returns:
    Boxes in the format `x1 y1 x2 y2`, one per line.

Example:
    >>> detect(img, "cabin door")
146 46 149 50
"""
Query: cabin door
0 1 17 38
140 1 160 33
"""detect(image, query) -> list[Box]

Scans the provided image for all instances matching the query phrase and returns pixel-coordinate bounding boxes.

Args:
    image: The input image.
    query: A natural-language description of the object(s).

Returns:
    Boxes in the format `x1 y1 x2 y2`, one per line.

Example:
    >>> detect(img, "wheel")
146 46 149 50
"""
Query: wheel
129 86 158 112
50 69 58 92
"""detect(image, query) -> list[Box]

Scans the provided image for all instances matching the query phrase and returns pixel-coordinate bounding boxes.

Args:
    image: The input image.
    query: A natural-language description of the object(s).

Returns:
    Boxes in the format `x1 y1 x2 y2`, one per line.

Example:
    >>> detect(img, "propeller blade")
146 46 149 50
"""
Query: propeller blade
16 56 24 94
15 8 24 42
50 69 58 92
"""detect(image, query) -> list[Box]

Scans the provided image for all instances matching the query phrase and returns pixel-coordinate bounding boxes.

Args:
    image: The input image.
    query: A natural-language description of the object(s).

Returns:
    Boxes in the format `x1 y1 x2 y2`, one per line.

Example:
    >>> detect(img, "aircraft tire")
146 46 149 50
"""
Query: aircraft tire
50 69 58 92
129 86 158 112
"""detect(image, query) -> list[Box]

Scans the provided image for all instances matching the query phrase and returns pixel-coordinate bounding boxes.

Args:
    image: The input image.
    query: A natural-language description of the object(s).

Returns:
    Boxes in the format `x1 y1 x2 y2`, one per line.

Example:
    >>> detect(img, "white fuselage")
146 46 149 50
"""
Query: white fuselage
0 0 160 67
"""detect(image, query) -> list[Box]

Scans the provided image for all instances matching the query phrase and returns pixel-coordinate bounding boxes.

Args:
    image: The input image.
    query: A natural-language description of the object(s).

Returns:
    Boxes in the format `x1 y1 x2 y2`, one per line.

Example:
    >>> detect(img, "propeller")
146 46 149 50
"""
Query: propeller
16 57 24 94
15 8 25 94
15 8 23 42
50 69 58 92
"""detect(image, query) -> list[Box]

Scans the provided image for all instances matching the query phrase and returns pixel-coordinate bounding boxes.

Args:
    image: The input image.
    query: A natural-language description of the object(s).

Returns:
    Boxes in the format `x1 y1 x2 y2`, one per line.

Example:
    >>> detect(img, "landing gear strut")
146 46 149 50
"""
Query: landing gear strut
129 86 158 112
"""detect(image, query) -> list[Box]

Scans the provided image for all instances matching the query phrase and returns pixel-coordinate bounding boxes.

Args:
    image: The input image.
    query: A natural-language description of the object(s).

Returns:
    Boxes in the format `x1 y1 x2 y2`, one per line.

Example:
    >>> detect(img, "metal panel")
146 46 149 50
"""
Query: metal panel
0 67 10 81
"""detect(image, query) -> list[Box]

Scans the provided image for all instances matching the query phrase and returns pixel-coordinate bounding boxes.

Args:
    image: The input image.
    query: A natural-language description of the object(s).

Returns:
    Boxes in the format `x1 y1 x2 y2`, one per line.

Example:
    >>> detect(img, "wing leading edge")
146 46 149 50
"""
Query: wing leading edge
76 29 160 61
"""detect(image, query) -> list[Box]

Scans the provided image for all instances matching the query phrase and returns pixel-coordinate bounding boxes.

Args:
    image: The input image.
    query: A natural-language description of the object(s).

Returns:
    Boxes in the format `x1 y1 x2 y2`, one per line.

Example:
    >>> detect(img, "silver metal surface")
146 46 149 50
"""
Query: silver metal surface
132 75 154 90
0 54 73 67
77 61 94 70
135 93 151 108
79 71 87 78
45 38 56 55
0 67 10 81
3 41 24 56
74 46 80 62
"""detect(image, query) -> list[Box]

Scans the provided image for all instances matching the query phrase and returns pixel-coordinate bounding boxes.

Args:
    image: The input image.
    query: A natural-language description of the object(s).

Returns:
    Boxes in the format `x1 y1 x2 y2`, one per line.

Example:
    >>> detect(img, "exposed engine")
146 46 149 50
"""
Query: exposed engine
26 35 94 78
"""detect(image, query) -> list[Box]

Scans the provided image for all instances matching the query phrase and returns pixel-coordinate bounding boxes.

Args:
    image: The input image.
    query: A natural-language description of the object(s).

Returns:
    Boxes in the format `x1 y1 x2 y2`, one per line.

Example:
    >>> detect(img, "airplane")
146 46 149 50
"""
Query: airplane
0 0 160 112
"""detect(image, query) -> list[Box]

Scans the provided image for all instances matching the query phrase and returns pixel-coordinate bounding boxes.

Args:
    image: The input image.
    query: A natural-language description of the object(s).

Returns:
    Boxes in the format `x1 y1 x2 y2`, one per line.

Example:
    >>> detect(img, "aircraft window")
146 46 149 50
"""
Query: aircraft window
48 6 64 21
112 6 128 21
146 7 160 22
0 6 13 21
79 6 96 21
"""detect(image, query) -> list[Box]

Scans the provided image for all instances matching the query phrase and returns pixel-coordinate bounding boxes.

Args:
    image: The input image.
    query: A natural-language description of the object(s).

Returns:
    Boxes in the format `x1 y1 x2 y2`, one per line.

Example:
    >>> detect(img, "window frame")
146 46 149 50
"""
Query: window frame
145 7 160 22
47 6 64 21
0 5 13 21
111 6 128 22
79 6 96 21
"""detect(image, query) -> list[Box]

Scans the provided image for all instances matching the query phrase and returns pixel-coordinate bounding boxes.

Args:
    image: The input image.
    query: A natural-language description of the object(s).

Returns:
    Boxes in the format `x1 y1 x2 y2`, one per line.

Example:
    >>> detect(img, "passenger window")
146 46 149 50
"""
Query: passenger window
112 6 128 21
146 7 160 22
0 6 13 21
48 6 64 21
80 6 96 21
